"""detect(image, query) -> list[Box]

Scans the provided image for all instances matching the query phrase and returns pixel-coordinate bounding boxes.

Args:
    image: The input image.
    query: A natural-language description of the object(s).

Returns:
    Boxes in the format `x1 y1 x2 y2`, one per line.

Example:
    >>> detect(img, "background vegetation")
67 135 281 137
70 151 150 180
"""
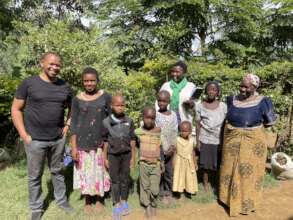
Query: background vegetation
0 0 292 162
0 1 291 218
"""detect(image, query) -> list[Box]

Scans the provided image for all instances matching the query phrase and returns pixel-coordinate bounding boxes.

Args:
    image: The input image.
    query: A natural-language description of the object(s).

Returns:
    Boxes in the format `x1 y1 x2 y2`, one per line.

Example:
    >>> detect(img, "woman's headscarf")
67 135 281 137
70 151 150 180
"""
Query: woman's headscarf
243 73 260 88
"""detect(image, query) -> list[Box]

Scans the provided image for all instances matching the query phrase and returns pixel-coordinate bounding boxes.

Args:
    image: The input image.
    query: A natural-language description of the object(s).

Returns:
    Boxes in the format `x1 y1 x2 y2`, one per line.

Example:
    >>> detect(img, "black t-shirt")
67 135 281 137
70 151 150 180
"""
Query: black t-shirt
15 75 73 141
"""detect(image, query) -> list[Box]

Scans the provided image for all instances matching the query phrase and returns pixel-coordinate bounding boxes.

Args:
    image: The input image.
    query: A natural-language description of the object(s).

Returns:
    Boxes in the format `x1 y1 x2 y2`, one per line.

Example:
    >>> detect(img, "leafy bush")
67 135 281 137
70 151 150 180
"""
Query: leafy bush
0 75 19 146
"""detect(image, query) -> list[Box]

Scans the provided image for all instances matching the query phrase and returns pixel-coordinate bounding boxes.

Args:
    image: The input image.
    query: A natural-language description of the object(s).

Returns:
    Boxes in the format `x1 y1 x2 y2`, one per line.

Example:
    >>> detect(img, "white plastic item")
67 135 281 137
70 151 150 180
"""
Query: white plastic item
271 152 293 180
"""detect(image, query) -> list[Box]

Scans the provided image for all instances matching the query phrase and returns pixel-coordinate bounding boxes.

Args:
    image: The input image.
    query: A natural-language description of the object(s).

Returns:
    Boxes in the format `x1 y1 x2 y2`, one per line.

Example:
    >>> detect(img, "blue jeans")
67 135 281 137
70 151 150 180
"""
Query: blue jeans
24 137 67 212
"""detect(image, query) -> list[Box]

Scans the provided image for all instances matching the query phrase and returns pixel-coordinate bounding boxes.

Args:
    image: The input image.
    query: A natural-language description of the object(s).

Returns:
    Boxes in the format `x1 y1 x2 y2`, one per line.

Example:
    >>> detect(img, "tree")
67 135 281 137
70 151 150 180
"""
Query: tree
12 0 95 26
0 0 14 39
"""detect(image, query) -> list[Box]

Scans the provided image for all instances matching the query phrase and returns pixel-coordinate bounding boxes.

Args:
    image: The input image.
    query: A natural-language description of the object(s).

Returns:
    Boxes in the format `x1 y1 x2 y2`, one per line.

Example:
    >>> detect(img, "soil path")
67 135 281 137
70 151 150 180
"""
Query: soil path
124 181 293 220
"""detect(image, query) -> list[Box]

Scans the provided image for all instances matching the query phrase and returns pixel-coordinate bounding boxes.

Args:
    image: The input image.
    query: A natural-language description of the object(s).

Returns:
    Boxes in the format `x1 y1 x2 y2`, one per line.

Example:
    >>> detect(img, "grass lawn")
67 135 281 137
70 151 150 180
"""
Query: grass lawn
0 159 278 220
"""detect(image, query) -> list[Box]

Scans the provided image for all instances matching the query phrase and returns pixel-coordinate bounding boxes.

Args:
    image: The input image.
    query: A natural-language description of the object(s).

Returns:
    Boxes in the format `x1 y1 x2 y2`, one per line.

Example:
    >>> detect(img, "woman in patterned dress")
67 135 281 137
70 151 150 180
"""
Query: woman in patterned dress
219 73 277 216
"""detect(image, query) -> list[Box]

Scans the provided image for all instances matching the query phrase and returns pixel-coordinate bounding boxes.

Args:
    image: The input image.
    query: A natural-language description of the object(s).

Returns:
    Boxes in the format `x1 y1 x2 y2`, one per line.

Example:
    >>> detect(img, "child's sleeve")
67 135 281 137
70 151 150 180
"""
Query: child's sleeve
101 119 109 142
105 93 112 116
262 97 277 126
130 119 136 140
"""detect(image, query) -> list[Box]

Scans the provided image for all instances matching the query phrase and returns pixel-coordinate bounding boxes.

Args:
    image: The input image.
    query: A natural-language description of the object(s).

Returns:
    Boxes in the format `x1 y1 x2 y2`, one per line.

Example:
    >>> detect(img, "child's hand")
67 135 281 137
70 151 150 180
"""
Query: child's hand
71 147 79 162
166 145 176 156
104 159 109 170
130 157 136 169
172 158 175 169
160 162 165 174
183 100 194 109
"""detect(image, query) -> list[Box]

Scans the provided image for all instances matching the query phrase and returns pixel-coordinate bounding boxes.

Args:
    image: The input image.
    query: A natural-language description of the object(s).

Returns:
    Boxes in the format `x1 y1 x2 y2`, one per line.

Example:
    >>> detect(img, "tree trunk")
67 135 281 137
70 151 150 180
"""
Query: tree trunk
198 30 207 58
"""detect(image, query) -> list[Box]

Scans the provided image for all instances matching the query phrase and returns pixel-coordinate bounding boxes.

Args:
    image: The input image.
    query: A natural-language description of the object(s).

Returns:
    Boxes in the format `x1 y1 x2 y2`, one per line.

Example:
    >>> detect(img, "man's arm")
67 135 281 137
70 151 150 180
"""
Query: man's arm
63 87 73 136
62 107 71 136
11 98 31 144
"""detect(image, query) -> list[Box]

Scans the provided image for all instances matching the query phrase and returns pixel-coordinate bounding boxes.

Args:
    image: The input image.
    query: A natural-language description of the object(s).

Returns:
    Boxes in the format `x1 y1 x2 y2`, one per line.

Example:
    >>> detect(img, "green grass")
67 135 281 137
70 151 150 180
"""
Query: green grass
263 173 279 189
0 160 279 219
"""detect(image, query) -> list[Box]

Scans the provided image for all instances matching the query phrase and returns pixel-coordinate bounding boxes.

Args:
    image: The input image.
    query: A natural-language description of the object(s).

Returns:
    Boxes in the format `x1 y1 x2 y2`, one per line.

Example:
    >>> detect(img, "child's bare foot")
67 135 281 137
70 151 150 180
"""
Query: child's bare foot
95 201 104 213
151 206 157 217
145 205 152 218
162 196 170 205
204 183 211 193
84 204 93 215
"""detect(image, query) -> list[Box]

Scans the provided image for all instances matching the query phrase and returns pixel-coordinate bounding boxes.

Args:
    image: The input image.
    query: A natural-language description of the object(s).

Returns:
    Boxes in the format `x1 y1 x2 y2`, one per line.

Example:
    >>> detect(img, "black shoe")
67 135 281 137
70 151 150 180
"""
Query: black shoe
58 202 74 213
31 211 43 220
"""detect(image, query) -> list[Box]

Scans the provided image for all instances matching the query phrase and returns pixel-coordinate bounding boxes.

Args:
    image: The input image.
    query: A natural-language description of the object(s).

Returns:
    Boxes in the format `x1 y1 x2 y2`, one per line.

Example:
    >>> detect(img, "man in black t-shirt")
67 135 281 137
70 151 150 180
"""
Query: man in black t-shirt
11 52 73 220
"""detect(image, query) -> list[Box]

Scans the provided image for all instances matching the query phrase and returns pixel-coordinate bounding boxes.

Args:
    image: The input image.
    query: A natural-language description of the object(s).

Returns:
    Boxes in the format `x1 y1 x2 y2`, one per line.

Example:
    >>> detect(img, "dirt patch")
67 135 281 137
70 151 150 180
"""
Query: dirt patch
124 181 293 220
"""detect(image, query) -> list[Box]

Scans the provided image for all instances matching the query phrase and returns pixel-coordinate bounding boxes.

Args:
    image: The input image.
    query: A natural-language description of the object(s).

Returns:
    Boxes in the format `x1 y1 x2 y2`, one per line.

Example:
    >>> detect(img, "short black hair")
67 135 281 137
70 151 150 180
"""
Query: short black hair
205 81 221 96
142 106 156 116
111 93 125 104
171 61 188 73
40 51 61 62
179 121 192 131
82 67 99 81
157 90 170 99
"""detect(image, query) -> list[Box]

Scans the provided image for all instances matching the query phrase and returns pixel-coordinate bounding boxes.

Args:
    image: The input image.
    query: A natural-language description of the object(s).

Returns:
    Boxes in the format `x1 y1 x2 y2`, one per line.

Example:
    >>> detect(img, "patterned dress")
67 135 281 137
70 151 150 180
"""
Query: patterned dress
219 95 277 216
74 149 110 196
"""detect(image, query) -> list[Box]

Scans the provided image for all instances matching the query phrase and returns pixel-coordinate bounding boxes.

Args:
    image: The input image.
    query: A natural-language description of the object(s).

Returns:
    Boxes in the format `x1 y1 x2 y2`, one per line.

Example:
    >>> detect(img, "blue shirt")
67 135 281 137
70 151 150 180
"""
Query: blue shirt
226 96 277 128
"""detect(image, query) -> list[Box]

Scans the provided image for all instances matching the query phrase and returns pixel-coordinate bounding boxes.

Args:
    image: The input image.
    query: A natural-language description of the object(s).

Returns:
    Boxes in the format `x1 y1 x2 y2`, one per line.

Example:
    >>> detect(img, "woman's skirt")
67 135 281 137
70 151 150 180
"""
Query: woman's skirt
73 148 110 196
219 124 267 216
199 142 219 171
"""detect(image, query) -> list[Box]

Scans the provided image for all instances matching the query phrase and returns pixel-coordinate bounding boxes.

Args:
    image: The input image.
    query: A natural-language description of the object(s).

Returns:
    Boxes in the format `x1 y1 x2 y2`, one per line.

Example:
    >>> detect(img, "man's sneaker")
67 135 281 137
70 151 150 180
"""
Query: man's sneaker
120 201 130 216
31 211 43 220
58 202 74 214
112 206 122 220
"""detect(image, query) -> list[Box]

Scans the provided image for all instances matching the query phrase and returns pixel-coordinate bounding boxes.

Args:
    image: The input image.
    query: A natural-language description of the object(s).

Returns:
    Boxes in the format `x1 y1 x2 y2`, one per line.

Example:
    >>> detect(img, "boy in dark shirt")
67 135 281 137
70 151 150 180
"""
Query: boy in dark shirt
103 94 136 220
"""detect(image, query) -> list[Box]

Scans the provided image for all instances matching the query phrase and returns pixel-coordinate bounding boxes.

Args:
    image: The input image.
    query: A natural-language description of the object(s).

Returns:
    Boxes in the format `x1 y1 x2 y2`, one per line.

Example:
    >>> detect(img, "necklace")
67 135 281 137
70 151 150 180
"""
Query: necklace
81 90 103 101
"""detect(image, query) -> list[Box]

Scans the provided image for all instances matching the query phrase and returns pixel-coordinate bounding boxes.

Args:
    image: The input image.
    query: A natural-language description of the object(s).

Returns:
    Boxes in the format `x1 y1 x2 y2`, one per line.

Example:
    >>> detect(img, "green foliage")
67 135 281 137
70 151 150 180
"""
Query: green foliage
0 18 157 129
122 72 157 123
0 0 14 39
0 75 19 145
2 19 123 89
263 173 279 188
0 0 292 152
257 61 293 114
0 75 19 118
